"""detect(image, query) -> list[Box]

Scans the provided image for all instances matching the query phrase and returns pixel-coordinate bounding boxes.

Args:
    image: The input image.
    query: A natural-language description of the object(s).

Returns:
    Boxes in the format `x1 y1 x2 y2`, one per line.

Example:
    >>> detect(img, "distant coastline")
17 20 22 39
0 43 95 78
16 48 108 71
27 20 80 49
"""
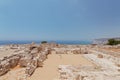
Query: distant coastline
0 40 92 45
93 37 120 44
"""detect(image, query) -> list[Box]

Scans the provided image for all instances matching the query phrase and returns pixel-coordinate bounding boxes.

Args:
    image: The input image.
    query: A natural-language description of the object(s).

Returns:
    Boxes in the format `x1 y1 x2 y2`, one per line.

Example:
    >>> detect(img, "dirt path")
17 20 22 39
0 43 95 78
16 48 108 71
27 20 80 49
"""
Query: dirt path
27 54 94 80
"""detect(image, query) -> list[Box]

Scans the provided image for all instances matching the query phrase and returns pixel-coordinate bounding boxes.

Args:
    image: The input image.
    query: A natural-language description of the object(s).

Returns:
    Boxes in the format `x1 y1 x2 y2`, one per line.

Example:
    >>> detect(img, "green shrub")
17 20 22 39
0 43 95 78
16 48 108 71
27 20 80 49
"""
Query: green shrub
107 39 120 45
41 41 47 44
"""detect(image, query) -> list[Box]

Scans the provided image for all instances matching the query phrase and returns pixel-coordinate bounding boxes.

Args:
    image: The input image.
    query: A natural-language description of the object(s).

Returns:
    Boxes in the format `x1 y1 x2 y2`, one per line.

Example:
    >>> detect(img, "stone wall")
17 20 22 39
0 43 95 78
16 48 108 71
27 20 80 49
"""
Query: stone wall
0 43 57 77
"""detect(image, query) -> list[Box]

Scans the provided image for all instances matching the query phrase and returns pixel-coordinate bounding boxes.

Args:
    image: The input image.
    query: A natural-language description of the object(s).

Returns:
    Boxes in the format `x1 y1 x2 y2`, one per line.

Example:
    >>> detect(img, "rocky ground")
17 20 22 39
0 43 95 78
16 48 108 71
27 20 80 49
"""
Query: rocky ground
0 43 120 80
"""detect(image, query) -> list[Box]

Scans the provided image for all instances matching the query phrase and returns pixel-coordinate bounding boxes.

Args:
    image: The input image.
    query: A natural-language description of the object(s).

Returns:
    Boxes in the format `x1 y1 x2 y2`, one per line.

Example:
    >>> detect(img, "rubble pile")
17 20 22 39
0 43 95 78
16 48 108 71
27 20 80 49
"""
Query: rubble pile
58 65 120 80
53 47 89 54
58 45 120 80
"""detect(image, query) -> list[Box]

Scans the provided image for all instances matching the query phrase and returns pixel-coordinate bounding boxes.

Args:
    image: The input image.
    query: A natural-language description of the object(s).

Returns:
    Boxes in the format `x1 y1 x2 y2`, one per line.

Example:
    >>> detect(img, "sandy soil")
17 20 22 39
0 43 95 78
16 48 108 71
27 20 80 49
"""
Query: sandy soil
102 48 120 52
0 49 15 58
27 54 95 80
99 48 120 58
0 52 95 80
0 68 26 80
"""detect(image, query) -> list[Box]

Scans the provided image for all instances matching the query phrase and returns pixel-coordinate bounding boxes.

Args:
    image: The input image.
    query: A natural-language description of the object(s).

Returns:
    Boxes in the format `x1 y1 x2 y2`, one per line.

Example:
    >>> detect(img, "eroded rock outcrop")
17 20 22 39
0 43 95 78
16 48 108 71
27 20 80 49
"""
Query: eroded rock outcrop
0 43 96 78
58 65 120 80
0 54 21 76
25 58 38 76
0 60 10 76
0 42 58 77
19 54 33 67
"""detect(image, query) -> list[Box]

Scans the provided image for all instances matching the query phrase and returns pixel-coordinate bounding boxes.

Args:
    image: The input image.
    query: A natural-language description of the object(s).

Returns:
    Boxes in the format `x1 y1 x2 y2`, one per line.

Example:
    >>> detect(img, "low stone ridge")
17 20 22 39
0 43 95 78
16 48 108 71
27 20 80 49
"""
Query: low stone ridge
1 43 119 80
0 43 58 77
57 45 120 80
0 43 90 78
58 64 120 80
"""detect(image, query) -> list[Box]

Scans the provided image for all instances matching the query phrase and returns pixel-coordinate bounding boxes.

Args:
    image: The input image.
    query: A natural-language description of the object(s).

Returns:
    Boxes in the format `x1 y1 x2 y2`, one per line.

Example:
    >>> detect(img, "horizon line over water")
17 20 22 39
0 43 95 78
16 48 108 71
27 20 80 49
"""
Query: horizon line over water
0 40 92 45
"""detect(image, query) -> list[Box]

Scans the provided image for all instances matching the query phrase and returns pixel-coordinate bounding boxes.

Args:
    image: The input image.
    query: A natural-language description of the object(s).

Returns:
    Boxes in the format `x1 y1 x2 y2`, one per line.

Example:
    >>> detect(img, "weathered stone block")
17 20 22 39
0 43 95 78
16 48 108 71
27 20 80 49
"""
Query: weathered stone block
0 60 10 76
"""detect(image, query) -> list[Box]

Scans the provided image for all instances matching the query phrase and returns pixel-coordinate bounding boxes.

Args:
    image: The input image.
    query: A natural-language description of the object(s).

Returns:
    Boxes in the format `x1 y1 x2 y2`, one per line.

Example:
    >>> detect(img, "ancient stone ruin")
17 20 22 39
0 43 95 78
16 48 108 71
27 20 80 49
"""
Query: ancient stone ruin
0 43 89 77
0 43 120 80
58 45 120 80
0 43 56 78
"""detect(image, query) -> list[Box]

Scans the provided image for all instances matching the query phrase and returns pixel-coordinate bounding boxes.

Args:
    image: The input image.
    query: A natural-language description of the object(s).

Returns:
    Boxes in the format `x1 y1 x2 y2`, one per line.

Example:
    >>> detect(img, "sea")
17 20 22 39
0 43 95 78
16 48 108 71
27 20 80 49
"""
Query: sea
0 40 92 45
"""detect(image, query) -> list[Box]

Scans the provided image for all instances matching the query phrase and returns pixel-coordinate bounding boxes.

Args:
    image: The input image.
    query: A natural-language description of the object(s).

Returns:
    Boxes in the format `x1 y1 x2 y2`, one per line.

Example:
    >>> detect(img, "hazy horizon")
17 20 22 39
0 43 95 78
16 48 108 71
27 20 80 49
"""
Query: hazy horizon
0 0 120 41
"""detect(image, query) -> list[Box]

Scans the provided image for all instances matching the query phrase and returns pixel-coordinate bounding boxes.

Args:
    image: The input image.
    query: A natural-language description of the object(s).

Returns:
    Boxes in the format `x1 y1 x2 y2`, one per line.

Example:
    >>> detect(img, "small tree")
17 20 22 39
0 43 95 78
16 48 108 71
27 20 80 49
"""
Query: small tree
107 39 120 45
107 39 115 45
41 41 47 44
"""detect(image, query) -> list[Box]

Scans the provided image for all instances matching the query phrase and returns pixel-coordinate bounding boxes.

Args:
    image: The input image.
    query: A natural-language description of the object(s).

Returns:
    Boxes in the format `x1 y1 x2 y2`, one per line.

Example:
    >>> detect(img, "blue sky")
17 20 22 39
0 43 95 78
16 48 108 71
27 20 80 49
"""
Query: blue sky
0 0 120 41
